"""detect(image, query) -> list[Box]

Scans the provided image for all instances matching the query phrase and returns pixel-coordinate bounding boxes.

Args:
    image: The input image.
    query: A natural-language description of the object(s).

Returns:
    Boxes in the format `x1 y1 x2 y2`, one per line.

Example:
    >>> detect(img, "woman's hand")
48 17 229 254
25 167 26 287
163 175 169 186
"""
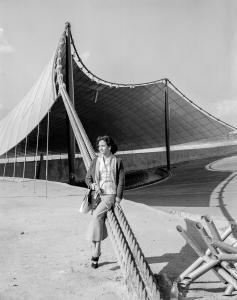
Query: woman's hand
91 183 99 191
115 197 122 204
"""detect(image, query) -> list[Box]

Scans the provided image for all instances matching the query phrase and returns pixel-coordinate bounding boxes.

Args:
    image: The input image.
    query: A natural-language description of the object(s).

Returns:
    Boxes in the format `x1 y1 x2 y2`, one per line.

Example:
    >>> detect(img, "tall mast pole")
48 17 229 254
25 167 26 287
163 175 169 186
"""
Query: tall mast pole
164 79 171 171
65 22 76 184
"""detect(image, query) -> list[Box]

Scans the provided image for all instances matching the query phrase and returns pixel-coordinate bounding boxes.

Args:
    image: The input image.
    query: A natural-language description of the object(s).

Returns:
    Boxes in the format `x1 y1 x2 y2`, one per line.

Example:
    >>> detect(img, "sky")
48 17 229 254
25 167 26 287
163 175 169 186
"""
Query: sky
0 0 237 127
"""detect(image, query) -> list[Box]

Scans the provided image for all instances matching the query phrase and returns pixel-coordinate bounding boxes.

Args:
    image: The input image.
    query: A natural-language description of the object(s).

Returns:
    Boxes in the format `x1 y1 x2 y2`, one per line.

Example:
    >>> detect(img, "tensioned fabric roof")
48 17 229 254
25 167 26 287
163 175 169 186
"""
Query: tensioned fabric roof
0 54 57 156
0 28 235 158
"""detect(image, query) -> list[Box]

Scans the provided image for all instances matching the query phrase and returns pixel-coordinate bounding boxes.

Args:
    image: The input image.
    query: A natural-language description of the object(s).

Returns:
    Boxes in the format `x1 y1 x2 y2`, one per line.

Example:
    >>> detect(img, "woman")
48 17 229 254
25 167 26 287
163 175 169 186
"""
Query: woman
85 135 125 268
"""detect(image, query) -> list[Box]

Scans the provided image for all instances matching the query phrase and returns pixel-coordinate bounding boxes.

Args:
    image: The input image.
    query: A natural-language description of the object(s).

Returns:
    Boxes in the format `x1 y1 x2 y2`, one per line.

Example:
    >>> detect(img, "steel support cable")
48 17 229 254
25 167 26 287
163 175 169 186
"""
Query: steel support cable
60 84 95 163
59 77 160 297
31 53 52 189
3 152 8 178
22 136 28 181
63 87 95 161
55 42 93 168
13 145 17 178
59 86 92 170
106 210 150 300
59 86 91 168
114 204 160 300
45 110 50 198
33 124 40 193
166 79 237 131
20 56 53 184
57 69 156 297
31 50 55 190
106 217 145 299
69 30 165 89
54 28 160 299
56 52 93 170
70 110 96 161
56 42 96 162
105 216 129 279
59 85 160 300
56 56 160 299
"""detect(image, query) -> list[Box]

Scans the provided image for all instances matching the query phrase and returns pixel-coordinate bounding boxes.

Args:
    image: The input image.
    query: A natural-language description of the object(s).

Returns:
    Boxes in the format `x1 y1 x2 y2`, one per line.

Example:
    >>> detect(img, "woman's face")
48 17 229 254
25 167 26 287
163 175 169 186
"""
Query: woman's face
98 140 111 156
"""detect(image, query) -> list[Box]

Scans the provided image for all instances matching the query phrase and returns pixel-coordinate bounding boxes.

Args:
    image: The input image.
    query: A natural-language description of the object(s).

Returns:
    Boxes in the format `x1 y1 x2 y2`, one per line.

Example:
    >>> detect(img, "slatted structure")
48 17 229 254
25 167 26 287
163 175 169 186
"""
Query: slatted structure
175 216 237 297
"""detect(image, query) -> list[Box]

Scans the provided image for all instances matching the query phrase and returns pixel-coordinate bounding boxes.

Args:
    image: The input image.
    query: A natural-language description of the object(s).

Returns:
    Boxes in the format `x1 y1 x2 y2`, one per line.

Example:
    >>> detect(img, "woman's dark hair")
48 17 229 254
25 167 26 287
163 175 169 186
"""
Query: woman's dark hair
96 135 118 154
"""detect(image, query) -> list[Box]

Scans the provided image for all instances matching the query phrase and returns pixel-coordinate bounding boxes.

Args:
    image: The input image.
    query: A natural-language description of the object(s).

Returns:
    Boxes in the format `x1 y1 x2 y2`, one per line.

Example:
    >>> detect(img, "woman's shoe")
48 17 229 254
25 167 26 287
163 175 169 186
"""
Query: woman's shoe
91 256 99 269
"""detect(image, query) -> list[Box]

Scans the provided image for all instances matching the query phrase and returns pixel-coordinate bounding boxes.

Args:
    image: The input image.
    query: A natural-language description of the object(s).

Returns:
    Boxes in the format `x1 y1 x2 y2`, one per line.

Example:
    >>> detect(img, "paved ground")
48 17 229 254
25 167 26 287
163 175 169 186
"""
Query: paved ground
125 154 237 223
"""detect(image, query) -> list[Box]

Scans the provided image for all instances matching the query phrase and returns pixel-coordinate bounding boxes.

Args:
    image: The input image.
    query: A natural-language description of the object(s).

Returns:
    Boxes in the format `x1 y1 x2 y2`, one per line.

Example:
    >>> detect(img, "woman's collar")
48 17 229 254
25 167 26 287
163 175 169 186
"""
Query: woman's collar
98 153 115 159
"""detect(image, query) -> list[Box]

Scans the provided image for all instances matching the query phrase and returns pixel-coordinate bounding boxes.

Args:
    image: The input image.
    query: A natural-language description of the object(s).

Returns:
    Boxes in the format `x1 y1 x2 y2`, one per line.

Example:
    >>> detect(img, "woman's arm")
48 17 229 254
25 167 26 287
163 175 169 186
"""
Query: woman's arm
116 159 125 201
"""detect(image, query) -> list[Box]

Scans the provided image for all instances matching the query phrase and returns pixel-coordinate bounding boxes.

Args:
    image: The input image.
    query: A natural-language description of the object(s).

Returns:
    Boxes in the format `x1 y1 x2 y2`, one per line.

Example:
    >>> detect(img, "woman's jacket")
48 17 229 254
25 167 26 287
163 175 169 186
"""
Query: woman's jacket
85 156 125 200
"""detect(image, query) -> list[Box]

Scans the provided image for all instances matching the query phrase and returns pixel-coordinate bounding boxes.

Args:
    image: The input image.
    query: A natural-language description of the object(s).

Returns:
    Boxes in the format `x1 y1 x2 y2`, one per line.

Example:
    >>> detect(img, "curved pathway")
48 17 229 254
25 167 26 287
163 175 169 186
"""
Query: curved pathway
207 156 237 222
124 154 237 221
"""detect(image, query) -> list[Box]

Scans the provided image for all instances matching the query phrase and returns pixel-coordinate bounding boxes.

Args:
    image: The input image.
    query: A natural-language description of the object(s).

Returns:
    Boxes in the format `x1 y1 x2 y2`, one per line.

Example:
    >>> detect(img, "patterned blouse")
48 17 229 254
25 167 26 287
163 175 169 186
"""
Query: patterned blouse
98 156 116 195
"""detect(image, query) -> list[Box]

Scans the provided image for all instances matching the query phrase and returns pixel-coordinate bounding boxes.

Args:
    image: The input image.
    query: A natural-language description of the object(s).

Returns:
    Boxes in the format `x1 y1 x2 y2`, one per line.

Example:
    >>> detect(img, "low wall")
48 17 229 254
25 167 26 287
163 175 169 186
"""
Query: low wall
0 144 237 184
118 143 237 170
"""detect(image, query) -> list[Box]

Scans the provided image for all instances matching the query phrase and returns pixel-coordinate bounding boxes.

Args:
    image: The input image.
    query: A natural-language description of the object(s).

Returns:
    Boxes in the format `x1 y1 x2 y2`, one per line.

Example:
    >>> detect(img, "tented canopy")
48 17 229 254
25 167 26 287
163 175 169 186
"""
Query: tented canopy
0 28 235 159
0 55 56 156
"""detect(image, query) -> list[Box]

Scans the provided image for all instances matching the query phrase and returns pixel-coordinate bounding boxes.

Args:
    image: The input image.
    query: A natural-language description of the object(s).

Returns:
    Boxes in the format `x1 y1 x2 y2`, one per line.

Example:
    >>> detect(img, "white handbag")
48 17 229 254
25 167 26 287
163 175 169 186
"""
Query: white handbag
79 189 92 214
